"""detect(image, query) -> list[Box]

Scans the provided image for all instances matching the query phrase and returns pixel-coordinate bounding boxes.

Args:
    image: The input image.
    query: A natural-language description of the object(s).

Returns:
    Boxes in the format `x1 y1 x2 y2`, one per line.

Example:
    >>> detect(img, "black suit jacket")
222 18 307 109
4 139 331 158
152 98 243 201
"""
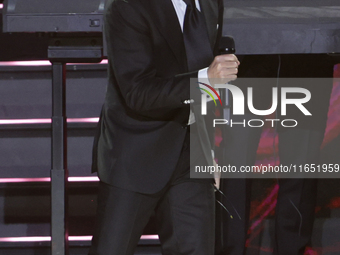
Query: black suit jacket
92 0 223 194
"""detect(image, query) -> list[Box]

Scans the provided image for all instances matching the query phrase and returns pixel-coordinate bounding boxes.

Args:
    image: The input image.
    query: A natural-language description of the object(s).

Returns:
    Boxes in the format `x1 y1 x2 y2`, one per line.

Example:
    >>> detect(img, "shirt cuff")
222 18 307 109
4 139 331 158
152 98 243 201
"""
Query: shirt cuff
198 67 219 100
198 67 210 85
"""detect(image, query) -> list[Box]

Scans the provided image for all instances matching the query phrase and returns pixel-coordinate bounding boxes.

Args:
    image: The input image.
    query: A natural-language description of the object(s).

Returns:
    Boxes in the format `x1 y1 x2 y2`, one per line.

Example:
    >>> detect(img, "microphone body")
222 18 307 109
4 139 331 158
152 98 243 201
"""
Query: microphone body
219 36 235 55
218 36 235 122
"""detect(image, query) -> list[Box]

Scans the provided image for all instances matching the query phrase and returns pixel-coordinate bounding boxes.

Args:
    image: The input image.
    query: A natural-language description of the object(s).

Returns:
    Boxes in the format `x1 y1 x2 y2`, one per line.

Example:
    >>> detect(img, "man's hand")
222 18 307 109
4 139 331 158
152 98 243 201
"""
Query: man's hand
207 54 240 86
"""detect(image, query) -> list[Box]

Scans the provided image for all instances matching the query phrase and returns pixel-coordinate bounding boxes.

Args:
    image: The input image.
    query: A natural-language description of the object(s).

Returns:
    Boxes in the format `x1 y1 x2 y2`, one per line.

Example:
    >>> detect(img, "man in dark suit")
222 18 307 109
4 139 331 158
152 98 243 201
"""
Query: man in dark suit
89 0 239 254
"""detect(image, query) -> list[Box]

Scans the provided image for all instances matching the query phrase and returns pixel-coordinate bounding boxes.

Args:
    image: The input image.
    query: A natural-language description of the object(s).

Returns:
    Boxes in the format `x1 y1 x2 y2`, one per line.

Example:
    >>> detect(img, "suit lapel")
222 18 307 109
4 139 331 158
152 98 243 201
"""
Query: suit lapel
147 0 186 67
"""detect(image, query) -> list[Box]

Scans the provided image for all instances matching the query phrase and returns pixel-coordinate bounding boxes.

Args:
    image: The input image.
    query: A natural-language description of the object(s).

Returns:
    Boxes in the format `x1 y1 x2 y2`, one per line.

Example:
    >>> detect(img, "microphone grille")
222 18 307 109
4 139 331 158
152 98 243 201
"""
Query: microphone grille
219 36 235 54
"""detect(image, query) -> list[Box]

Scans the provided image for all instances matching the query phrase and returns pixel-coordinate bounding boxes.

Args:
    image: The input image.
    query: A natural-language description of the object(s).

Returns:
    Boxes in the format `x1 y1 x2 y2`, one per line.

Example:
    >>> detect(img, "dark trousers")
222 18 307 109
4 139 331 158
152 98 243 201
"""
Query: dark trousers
89 128 215 255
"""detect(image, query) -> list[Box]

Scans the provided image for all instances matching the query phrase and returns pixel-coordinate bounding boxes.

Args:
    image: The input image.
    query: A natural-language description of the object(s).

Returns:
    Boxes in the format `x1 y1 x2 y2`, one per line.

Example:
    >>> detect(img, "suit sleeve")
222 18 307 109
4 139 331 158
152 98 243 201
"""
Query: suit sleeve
104 0 200 116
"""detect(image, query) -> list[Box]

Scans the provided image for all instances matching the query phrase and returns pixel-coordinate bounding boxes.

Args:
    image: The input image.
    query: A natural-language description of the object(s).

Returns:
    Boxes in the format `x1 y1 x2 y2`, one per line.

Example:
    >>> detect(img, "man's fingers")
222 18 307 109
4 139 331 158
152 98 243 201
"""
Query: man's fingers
207 54 240 81
215 54 239 63
215 66 238 77
227 74 237 81
216 61 238 69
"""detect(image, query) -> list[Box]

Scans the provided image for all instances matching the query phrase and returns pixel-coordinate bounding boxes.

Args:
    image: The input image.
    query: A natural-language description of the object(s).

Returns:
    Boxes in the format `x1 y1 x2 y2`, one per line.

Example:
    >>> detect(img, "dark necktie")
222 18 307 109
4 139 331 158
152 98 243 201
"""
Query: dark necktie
182 0 215 168
182 0 214 72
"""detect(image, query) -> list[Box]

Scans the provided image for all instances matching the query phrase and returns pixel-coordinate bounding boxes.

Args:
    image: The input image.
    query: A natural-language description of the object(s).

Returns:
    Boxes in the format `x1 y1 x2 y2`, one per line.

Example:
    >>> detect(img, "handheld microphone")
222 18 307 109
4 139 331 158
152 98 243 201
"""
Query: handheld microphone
219 36 235 122
219 36 235 55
